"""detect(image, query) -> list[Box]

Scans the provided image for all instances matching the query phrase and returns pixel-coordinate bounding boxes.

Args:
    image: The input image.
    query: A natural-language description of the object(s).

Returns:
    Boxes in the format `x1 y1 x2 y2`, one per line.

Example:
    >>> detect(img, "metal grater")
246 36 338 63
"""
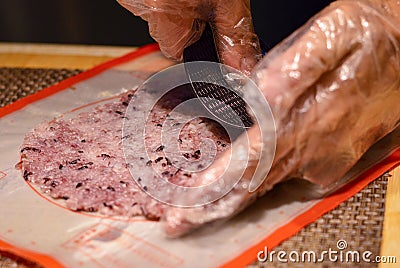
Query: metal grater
183 24 268 128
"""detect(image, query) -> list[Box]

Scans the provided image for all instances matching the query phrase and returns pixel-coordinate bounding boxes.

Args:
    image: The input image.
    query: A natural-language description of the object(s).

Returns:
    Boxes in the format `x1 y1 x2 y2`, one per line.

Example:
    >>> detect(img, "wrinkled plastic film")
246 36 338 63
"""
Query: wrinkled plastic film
117 0 261 74
251 0 400 188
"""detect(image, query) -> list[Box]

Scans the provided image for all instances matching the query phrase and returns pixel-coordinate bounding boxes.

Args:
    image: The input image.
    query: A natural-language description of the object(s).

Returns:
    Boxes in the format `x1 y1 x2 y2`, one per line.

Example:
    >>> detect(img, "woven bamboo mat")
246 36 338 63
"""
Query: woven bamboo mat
0 68 387 267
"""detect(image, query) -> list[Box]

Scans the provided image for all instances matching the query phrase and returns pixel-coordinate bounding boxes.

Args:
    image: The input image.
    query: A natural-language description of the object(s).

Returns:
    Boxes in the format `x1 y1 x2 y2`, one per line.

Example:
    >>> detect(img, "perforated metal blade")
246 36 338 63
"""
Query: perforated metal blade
183 24 254 128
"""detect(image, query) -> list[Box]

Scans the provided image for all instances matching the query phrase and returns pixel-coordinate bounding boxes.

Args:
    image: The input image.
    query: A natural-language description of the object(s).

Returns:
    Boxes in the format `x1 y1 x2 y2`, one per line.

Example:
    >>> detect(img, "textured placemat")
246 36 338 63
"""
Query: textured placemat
253 175 388 267
0 68 387 267
0 68 81 108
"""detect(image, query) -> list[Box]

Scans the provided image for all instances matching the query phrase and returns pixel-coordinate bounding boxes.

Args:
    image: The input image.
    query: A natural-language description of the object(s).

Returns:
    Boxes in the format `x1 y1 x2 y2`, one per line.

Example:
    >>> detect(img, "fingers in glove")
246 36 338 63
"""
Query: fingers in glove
118 0 206 60
212 0 261 75
147 13 205 59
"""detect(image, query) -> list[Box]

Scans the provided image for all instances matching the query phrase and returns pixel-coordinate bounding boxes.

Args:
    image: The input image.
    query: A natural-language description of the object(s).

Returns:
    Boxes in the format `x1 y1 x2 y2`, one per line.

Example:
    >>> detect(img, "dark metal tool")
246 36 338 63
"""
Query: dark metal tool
183 23 268 128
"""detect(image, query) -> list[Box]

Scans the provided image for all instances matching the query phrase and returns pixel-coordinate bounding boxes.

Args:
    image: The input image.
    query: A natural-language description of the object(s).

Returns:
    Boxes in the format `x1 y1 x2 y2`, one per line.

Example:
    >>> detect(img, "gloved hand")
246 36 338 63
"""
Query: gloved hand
117 0 261 75
164 0 400 237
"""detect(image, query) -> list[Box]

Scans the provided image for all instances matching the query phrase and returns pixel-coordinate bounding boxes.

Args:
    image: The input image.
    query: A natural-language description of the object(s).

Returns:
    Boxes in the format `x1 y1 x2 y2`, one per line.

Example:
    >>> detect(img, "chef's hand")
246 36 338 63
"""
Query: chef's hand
117 0 261 75
164 0 400 237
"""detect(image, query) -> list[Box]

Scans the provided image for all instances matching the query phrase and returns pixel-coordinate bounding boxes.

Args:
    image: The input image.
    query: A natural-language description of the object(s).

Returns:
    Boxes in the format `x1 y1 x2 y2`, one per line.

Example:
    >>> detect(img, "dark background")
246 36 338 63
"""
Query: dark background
0 0 333 49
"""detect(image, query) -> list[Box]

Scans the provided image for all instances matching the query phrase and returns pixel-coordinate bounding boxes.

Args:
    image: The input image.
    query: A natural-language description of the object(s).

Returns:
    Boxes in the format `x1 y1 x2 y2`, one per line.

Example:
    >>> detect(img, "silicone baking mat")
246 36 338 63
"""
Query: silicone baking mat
0 46 398 267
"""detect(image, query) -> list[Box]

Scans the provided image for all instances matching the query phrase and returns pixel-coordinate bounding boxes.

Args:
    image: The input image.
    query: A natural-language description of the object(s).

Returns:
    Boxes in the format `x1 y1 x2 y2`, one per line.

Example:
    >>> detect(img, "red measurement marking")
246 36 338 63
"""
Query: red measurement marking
62 223 184 268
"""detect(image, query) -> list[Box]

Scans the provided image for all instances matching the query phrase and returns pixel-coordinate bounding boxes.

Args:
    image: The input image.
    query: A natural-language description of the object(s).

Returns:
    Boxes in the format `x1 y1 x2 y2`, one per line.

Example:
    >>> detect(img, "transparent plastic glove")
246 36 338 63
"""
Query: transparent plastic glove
117 0 261 75
164 0 400 237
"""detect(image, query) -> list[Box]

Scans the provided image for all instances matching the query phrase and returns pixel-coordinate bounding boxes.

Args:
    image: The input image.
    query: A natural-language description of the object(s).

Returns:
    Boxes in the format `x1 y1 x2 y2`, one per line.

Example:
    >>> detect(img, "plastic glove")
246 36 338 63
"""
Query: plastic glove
164 0 400 237
117 0 261 75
